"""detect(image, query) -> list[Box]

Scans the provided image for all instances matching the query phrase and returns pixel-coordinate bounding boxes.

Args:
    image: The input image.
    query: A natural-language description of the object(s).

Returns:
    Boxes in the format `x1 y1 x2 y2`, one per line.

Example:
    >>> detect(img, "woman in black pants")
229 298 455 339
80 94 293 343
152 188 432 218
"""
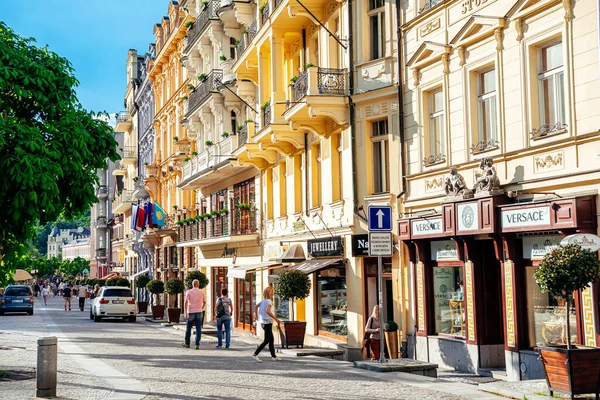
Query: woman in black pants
251 286 281 362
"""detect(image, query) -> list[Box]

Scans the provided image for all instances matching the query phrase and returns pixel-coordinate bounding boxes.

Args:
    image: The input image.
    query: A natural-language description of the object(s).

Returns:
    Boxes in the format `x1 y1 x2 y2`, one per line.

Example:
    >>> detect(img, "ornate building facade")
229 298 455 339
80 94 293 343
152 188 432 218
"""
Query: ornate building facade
399 0 600 381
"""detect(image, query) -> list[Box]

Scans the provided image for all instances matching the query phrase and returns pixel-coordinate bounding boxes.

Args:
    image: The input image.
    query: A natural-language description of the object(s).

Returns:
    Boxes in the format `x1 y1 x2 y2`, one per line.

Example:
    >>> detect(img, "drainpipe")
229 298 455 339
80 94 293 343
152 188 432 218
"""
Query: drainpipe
304 133 310 215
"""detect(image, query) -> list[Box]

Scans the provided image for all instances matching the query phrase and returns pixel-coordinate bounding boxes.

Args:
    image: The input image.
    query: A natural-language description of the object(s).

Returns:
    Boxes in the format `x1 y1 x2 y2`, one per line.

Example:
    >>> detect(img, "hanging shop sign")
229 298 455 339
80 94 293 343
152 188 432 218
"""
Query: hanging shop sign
430 240 459 261
264 242 285 260
351 234 369 257
560 233 600 252
501 206 551 230
411 218 443 237
522 235 562 259
308 236 343 257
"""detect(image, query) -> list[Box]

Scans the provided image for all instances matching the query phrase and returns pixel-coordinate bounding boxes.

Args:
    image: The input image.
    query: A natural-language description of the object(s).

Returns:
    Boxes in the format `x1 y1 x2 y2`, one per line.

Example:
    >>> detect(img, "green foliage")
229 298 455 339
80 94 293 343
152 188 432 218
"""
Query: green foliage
0 23 119 281
115 278 129 287
290 76 298 84
147 280 164 294
165 279 185 295
88 279 97 287
96 279 106 287
185 21 194 29
184 270 209 289
304 63 315 69
261 101 270 111
274 270 311 301
534 244 600 300
106 278 118 287
384 321 398 332
205 140 214 147
58 257 89 276
198 73 207 80
136 275 150 289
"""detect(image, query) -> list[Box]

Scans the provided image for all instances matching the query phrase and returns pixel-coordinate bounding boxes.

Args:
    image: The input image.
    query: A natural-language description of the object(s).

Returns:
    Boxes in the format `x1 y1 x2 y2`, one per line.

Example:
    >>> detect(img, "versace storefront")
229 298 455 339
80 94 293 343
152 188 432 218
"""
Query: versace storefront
399 194 599 380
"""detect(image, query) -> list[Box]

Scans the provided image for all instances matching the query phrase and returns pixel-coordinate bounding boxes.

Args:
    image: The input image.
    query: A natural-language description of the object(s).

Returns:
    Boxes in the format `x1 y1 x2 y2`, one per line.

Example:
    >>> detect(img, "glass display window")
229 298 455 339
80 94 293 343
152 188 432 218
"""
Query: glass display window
317 268 347 337
432 266 465 337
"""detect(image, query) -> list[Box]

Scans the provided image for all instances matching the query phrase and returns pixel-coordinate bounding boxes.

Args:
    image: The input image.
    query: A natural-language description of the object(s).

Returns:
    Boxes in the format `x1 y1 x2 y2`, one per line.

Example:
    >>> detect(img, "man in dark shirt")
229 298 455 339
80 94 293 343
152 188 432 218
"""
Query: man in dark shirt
63 284 72 311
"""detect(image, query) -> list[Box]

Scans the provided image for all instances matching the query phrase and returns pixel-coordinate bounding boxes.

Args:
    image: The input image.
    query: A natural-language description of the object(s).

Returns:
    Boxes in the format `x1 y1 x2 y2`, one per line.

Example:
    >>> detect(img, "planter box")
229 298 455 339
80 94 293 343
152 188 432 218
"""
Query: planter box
152 305 165 320
279 321 307 348
137 301 148 314
539 345 600 398
168 308 181 324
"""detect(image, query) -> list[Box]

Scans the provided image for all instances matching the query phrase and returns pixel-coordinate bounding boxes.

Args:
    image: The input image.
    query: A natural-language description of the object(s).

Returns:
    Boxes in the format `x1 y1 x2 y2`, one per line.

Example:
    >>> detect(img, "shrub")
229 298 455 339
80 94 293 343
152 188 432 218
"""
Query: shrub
96 279 106 287
221 132 229 138
106 278 118 287
198 73 207 80
147 280 165 306
185 21 194 29
274 270 311 320
88 279 97 287
384 321 398 332
205 140 214 147
219 55 227 61
136 275 151 302
115 278 130 287
184 271 209 289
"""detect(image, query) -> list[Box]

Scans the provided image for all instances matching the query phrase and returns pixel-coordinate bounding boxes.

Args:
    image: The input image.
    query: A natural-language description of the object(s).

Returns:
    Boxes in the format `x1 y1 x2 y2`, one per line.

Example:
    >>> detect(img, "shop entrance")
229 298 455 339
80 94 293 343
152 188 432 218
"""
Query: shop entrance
364 258 393 324
235 272 256 332
212 267 228 321
478 240 504 345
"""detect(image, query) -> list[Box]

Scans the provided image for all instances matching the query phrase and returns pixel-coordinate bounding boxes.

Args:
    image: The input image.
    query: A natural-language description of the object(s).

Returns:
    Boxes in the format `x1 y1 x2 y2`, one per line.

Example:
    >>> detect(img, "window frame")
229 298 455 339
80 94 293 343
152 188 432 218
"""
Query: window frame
428 88 445 158
368 0 386 60
370 119 390 194
537 41 565 128
476 68 498 144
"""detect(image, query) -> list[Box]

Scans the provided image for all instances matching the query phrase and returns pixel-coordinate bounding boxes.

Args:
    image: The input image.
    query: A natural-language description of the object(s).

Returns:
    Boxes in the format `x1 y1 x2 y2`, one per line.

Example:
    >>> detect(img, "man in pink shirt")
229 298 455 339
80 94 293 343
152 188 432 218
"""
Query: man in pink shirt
183 279 206 349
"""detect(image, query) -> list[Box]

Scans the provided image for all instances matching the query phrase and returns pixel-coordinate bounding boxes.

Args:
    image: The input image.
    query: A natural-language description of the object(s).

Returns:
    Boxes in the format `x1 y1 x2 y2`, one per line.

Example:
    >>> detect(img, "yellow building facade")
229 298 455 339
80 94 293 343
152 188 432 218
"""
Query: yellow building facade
400 0 600 380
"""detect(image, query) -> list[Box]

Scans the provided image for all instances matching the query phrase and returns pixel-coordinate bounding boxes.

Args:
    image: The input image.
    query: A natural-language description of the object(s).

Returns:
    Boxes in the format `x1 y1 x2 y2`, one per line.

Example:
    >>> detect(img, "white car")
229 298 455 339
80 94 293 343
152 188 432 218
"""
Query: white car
90 286 136 322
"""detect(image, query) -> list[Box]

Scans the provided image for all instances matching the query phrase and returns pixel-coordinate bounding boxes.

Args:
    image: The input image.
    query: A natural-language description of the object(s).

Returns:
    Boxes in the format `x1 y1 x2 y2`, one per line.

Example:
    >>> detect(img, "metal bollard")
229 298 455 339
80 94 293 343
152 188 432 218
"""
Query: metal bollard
36 336 57 398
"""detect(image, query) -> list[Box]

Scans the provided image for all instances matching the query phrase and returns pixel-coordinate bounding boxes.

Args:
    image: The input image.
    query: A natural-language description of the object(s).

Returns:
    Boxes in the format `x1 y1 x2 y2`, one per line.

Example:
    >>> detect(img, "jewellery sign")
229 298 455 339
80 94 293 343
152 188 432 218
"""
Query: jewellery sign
411 218 443 237
308 236 343 257
501 206 551 231
522 235 562 259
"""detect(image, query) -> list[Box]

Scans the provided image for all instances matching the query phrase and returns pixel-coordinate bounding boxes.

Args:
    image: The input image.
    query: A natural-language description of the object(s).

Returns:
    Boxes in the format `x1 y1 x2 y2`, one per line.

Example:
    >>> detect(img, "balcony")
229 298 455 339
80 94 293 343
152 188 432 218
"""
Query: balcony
178 210 258 246
261 102 271 131
179 135 250 190
260 2 270 25
112 189 133 215
185 69 223 117
96 216 108 229
184 0 221 52
232 208 257 235
235 20 257 66
238 125 249 147
284 67 349 130
115 111 132 132
121 146 137 165
96 248 107 259
112 161 127 176
96 185 108 199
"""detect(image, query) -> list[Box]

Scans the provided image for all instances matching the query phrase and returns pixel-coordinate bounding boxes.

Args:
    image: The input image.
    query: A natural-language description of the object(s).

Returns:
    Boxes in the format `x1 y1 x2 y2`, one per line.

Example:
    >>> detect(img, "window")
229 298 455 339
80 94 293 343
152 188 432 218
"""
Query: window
525 266 578 347
369 0 386 60
331 134 342 201
538 42 565 127
429 89 445 157
229 38 237 60
230 111 237 135
311 144 322 207
432 267 465 337
371 120 389 193
477 69 497 143
317 268 347 337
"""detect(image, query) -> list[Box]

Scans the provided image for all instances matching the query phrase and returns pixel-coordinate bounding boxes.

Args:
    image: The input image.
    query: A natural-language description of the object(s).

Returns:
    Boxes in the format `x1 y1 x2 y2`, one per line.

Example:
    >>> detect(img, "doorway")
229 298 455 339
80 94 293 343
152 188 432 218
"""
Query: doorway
212 267 228 321
235 272 256 332
478 240 504 345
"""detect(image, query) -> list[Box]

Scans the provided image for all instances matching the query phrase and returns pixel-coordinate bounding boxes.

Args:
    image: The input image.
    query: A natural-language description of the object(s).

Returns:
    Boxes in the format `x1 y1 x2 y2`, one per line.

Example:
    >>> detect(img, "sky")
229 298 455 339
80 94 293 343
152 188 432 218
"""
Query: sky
2 0 169 114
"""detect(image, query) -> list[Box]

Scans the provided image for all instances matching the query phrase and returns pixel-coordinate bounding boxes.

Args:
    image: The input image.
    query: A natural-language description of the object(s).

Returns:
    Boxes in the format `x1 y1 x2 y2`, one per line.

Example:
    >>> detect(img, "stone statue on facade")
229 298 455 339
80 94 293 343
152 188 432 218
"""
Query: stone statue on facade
473 157 502 196
444 166 473 199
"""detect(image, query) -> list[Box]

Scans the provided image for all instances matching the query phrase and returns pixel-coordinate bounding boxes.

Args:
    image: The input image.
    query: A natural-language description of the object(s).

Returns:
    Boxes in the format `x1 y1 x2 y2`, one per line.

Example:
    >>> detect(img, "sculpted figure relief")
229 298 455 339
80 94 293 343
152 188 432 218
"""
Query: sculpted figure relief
473 157 501 194
444 166 472 198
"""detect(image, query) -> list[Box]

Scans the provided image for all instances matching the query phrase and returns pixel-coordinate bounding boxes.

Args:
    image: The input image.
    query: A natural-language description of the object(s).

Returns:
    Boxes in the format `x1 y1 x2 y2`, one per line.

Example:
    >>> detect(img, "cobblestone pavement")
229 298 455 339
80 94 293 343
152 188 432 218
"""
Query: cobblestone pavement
0 295 493 399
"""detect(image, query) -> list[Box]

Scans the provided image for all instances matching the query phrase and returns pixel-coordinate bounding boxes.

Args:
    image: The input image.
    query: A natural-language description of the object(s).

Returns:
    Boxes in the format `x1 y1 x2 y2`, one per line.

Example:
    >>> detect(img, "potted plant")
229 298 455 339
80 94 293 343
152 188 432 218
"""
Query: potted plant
147 280 165 320
184 270 209 290
185 157 190 162
192 151 198 156
198 73 207 81
384 321 399 359
135 275 151 314
173 136 179 142
185 21 194 29
290 76 298 84
274 270 311 348
115 278 130 287
202 0 208 7
237 125 244 132
165 278 185 324
219 55 227 61
173 205 178 211
304 63 315 69
261 101 270 111
210 210 219 217
183 95 188 100
205 140 214 147
106 278 118 287
221 132 229 138
535 244 600 398
188 84 195 91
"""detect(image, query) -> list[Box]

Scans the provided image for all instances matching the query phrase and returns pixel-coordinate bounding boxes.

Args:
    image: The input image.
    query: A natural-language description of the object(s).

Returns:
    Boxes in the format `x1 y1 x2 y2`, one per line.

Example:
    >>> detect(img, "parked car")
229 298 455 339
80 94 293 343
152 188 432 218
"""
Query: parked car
1 285 34 315
90 286 136 322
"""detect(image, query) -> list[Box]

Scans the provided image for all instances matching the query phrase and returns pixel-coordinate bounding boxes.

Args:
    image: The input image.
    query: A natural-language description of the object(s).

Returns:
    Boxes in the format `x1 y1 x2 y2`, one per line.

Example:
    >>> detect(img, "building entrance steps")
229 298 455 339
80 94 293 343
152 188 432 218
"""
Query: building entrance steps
354 359 439 377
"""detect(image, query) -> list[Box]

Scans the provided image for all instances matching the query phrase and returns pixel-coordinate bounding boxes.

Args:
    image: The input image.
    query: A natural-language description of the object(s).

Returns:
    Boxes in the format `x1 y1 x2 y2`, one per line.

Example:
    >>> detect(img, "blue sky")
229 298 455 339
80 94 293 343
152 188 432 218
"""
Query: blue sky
2 0 169 113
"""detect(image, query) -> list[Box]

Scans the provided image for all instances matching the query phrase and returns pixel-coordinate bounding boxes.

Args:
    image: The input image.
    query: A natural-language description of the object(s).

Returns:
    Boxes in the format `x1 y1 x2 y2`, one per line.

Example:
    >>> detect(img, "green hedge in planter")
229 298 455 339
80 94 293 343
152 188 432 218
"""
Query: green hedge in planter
115 278 130 287
96 279 106 287
106 278 118 287
184 270 209 289
147 280 165 305
166 279 185 308
274 270 311 321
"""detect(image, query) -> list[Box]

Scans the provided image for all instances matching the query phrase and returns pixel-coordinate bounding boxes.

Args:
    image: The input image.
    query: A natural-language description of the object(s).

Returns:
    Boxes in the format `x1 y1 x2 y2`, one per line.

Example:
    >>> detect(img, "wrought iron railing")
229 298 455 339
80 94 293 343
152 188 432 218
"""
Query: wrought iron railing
186 69 223 116
236 35 247 57
318 68 347 95
239 125 249 146
210 215 230 237
123 146 136 159
470 139 499 154
261 2 270 25
419 0 443 13
248 20 258 44
423 154 446 167
233 208 257 235
262 102 271 129
185 0 220 48
292 71 308 103
530 123 567 139
274 0 283 9
116 111 128 123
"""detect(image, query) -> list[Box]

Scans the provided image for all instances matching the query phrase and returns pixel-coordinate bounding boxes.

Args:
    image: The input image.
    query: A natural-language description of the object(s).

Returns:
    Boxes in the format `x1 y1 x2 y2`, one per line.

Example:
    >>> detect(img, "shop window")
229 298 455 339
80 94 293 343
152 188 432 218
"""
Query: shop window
368 0 386 60
432 266 465 337
317 268 347 337
477 69 498 144
525 266 578 347
538 41 565 128
371 119 389 193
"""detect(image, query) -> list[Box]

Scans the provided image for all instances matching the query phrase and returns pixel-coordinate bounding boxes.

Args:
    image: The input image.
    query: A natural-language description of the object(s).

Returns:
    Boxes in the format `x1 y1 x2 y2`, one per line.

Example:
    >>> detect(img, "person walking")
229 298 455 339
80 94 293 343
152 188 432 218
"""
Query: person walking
365 305 382 360
33 282 40 298
41 285 49 306
78 284 88 311
214 288 233 349
251 286 281 362
182 279 206 350
63 284 72 311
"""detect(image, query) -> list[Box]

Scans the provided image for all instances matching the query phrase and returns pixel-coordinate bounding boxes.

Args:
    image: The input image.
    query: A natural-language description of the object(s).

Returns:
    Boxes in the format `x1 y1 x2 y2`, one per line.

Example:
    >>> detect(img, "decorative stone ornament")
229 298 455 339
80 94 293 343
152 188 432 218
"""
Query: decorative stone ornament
473 157 502 196
444 166 473 199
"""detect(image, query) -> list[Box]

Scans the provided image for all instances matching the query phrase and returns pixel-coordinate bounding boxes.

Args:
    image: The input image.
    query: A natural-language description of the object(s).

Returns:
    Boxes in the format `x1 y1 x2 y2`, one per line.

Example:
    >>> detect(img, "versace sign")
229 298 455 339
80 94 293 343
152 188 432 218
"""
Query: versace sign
307 236 344 257
457 203 478 232
501 206 551 230
411 218 443 237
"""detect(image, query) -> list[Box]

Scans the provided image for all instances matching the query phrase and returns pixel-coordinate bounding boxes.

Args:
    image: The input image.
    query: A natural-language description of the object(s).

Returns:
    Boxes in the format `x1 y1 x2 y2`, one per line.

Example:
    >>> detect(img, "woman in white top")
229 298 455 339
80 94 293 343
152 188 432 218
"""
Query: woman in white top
251 286 281 362
41 285 50 306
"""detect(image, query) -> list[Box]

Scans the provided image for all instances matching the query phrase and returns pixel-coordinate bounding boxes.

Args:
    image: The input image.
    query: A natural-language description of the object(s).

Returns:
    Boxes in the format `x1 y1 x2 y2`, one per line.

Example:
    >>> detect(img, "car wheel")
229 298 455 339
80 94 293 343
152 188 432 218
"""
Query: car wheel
129 316 136 323
0 310 4 316
93 313 102 322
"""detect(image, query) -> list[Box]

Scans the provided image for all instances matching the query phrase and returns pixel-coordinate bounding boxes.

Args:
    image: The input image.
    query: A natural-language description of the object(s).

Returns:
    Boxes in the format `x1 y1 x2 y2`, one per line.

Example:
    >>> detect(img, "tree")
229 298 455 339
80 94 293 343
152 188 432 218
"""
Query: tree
115 278 130 287
165 279 185 308
274 270 311 321
136 275 151 302
0 22 119 283
184 270 209 289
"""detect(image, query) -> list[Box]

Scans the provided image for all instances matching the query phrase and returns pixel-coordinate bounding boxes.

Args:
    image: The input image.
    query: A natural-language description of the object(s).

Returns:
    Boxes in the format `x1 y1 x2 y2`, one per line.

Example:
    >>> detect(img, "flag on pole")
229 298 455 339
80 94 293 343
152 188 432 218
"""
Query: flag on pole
145 202 154 228
153 202 165 226
135 205 145 232
131 203 139 230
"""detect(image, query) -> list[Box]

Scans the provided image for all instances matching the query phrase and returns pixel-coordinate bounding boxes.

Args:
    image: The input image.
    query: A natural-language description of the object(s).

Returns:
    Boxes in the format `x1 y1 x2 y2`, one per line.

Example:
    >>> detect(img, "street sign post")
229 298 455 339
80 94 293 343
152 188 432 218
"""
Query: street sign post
367 206 393 363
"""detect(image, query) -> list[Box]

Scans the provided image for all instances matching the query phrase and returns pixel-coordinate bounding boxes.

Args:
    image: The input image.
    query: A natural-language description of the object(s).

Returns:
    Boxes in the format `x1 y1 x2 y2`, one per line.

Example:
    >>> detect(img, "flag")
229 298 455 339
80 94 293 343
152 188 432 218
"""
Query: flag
131 203 139 230
145 202 154 228
135 205 145 232
153 202 165 226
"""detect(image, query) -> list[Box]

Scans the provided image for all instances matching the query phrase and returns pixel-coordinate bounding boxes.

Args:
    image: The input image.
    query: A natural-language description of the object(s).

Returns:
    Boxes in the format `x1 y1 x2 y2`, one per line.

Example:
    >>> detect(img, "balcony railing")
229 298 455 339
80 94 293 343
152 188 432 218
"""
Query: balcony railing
248 20 258 46
116 111 128 123
185 0 220 49
233 208 257 235
236 35 247 58
419 0 443 13
261 2 270 25
288 67 348 108
211 215 229 237
178 215 236 243
96 217 107 228
239 125 249 146
318 68 347 95
181 136 237 181
122 146 136 159
112 189 133 213
186 69 223 116
262 102 271 129
96 185 108 198
291 71 309 103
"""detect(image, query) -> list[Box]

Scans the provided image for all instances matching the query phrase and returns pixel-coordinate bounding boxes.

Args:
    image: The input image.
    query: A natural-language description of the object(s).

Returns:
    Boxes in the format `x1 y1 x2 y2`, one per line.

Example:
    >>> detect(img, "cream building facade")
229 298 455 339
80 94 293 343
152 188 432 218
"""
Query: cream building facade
399 0 600 381
62 238 91 261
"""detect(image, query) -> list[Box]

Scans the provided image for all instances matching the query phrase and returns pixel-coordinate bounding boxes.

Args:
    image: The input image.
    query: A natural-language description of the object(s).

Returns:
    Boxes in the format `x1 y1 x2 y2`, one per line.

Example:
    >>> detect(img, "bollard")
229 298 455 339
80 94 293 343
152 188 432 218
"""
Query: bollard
36 336 57 398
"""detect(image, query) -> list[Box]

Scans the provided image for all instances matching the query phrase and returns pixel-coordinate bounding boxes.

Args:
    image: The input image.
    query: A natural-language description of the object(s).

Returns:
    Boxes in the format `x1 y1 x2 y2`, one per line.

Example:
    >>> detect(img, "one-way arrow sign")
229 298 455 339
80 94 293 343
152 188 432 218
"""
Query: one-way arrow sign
368 205 392 232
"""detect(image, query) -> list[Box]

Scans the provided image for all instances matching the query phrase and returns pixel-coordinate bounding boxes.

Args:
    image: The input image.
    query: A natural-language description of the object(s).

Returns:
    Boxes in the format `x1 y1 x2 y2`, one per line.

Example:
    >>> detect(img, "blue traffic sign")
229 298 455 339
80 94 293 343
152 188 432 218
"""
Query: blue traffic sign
368 205 392 231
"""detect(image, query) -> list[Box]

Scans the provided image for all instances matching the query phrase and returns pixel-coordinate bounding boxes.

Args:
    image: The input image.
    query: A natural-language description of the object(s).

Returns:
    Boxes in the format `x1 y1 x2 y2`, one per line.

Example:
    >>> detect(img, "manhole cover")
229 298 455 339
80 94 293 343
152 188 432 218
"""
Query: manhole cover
0 368 36 381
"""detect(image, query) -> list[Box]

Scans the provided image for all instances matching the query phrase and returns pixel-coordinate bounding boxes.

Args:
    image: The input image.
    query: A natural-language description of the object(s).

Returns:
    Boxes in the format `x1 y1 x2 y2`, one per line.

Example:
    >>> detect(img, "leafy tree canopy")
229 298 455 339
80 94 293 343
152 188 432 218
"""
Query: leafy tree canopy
184 271 209 289
0 22 119 283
